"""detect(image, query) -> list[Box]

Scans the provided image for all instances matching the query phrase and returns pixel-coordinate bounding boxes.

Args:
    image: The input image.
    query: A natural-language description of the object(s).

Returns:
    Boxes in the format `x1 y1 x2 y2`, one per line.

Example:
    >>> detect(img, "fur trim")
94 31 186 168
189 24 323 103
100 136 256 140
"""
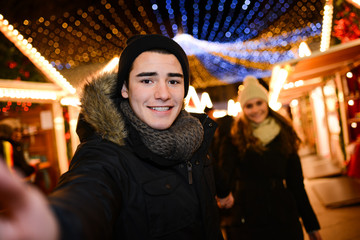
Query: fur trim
80 71 127 146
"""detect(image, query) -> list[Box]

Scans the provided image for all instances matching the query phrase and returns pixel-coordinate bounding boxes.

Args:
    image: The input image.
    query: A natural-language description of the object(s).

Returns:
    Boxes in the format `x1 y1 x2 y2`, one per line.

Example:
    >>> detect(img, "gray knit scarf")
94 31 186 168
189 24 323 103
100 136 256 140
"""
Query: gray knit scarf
120 101 204 161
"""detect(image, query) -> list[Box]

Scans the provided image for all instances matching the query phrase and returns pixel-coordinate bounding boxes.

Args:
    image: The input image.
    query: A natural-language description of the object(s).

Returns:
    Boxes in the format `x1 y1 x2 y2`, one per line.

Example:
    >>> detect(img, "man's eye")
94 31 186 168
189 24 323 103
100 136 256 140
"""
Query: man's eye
245 104 253 109
169 79 180 84
141 79 152 84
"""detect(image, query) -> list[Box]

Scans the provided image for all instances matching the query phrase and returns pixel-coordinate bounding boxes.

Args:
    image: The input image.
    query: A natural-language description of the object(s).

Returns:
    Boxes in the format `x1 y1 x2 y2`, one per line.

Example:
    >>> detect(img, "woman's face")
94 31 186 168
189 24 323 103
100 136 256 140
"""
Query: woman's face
242 98 269 124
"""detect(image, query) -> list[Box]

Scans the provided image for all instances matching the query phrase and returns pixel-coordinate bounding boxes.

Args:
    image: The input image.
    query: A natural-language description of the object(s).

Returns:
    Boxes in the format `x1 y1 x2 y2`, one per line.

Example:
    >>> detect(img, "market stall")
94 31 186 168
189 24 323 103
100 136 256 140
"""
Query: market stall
270 38 360 165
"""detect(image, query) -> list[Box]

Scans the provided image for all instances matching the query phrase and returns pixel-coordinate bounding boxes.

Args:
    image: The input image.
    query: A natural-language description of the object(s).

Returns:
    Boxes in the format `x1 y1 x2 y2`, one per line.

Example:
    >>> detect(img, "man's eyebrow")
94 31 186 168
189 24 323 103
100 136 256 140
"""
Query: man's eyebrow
136 72 157 77
136 72 183 78
168 73 183 78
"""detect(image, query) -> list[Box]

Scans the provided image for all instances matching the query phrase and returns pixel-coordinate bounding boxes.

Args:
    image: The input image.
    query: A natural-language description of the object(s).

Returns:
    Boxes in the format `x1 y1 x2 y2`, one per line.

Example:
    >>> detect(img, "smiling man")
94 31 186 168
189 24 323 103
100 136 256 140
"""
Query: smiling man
0 34 224 240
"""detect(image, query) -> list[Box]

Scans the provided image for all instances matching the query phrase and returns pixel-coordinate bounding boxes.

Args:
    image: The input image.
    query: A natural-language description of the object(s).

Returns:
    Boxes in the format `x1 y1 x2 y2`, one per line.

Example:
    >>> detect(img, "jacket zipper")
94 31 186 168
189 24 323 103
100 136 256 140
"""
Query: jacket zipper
187 160 193 184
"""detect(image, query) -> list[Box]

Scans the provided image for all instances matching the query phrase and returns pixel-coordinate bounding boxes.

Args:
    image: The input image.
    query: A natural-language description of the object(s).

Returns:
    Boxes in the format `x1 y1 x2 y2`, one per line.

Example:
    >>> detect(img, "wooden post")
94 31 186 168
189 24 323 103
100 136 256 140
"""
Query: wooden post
52 102 69 174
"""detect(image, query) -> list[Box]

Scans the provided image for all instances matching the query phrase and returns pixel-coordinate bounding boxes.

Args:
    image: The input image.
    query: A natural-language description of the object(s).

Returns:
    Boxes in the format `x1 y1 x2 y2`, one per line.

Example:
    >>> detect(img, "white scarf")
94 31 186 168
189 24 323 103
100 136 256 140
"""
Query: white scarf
251 117 281 146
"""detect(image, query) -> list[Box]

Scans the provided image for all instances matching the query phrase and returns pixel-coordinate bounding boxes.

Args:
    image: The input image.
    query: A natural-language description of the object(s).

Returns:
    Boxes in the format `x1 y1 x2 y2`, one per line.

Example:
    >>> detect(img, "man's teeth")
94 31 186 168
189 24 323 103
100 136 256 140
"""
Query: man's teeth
151 107 170 111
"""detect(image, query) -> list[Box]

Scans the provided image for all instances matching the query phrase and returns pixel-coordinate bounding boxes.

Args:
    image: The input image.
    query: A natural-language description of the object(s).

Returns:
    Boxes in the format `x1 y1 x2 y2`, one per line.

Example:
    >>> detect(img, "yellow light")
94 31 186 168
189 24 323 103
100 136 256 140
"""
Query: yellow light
320 2 333 52
290 99 299 107
351 122 357 128
213 110 227 118
294 80 304 87
0 88 58 100
100 57 120 73
227 99 241 117
60 97 81 107
299 42 311 57
184 86 203 113
0 16 76 95
346 72 353 78
271 102 282 111
200 92 213 109
269 67 288 109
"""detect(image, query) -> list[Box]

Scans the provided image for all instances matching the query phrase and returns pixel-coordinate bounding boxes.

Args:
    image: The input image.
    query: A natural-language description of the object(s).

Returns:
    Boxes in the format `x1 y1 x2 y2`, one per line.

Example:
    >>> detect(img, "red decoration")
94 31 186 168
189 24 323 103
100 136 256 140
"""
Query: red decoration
333 3 360 42
7 61 17 69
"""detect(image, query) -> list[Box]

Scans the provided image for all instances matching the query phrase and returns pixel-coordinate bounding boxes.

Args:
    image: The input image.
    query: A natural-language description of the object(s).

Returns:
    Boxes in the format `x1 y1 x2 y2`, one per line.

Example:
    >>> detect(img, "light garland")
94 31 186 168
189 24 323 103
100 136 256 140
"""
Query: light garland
320 0 334 52
0 14 76 95
1 0 326 87
0 88 58 101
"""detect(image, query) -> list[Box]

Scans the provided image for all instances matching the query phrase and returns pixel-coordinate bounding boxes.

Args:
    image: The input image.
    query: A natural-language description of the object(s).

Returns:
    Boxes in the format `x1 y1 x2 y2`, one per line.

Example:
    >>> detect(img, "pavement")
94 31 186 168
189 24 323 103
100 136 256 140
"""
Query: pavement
301 155 360 240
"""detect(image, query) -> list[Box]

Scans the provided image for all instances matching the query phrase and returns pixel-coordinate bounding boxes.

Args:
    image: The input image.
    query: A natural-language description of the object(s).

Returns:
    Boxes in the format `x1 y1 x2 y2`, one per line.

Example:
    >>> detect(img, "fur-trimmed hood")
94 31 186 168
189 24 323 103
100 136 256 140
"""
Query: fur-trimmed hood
79 71 127 146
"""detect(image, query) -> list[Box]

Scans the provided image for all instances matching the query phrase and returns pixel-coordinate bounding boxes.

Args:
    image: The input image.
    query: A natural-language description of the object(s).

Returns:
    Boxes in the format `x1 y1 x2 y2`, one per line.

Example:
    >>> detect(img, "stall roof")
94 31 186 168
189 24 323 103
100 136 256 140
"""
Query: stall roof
279 39 360 82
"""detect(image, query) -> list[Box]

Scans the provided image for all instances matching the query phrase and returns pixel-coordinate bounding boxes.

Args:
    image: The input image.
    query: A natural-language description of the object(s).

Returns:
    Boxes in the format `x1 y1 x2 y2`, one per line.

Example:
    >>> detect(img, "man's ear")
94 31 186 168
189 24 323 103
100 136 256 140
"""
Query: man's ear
121 84 129 98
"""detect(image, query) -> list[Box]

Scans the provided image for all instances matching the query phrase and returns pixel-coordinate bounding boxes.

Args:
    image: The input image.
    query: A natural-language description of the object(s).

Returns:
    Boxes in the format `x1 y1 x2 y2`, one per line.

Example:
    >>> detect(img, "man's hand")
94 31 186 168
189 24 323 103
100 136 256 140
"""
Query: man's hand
0 161 59 240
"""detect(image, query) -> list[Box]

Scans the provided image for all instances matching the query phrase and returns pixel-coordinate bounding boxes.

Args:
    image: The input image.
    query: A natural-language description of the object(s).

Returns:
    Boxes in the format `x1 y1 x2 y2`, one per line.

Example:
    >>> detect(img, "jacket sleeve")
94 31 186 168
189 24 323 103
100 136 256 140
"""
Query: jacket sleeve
48 140 123 240
285 152 320 232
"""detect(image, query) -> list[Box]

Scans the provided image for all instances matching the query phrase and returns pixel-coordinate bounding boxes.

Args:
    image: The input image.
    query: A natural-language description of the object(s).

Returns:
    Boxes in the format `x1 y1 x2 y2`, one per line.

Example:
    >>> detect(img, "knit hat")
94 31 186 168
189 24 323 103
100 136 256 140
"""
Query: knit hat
116 34 190 99
239 75 268 107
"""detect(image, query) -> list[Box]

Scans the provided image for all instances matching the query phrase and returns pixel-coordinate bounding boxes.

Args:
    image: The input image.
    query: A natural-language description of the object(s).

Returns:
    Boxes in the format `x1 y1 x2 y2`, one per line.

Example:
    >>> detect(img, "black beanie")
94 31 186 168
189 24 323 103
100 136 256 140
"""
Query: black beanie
116 34 190 98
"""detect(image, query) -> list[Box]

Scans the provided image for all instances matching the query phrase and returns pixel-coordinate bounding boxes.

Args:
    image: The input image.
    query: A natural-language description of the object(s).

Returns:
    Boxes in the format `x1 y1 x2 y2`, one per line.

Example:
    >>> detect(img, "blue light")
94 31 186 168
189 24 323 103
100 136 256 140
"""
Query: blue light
150 0 169 36
192 0 200 38
179 0 188 33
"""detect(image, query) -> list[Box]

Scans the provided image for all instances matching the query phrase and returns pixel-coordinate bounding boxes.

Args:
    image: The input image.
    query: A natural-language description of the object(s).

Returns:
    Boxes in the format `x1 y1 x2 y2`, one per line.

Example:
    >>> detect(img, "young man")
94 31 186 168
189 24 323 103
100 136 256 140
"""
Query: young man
0 34 223 240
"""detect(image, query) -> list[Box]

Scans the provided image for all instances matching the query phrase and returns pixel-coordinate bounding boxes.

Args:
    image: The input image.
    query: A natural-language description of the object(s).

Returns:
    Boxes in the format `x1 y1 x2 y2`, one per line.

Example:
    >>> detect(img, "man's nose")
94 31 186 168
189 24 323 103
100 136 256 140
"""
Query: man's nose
154 82 171 100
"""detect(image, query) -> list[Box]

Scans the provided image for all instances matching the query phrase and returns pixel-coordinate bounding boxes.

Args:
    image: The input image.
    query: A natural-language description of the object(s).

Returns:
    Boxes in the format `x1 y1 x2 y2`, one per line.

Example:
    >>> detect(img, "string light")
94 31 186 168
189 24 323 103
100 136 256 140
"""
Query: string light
179 0 188 33
1 0 326 87
0 15 76 94
150 0 169 36
320 0 333 52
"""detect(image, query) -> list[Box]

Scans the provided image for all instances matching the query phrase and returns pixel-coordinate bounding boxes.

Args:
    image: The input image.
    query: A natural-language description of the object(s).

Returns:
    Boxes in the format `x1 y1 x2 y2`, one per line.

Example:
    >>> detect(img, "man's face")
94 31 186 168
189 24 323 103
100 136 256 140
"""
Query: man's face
121 51 185 130
242 98 269 124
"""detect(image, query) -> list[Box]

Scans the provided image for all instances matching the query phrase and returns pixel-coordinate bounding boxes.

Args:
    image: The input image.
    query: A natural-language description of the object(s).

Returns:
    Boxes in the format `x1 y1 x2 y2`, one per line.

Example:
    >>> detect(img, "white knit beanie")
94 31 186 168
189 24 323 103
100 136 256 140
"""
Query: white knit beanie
239 75 268 108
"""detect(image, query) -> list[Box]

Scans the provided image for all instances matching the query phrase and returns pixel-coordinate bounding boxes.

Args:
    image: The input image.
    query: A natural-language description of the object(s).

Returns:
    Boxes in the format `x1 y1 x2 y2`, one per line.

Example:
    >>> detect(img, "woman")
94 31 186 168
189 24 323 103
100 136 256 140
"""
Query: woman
217 75 321 240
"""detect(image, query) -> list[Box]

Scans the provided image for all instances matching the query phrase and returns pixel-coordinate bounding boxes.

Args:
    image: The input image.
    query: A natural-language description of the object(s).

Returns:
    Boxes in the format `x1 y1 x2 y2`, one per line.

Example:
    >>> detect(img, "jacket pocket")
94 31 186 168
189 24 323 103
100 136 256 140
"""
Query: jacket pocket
142 174 197 237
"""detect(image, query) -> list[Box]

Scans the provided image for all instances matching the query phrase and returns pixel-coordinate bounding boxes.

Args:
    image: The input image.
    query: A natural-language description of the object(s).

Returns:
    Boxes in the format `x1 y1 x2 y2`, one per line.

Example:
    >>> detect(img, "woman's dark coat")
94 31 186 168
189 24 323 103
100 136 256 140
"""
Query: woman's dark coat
48 72 222 240
217 132 320 240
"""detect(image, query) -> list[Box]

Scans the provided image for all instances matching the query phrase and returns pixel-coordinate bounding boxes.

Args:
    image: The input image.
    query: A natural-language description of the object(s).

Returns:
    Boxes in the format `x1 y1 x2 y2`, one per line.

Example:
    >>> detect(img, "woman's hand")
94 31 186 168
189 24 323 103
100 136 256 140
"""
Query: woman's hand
308 230 322 240
216 192 234 209
0 161 59 240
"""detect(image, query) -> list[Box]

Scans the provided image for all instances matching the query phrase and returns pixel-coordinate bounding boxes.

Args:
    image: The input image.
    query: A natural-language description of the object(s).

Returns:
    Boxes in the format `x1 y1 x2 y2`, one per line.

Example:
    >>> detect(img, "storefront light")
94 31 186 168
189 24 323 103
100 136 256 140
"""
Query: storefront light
323 85 335 96
299 42 311 57
351 122 357 128
348 99 355 106
346 71 353 78
290 99 299 107
294 80 304 87
227 99 241 117
0 88 58 100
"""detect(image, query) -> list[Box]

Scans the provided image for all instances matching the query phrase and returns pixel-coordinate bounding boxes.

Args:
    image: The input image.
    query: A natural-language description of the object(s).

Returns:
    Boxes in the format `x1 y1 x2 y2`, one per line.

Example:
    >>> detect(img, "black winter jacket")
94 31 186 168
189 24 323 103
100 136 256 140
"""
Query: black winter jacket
217 133 320 240
49 72 223 240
